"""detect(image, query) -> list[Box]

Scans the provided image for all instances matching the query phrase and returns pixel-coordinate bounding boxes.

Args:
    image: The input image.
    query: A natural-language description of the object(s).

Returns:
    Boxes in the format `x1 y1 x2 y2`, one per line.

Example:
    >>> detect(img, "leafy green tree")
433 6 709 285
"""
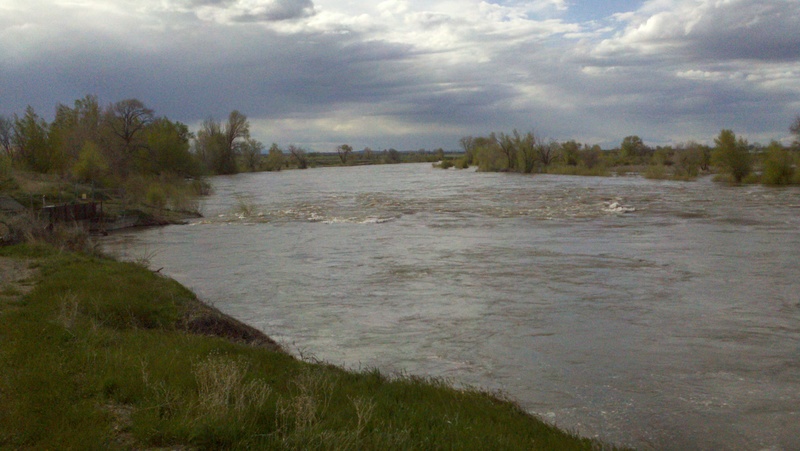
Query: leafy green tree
221 110 249 174
239 138 264 172
337 144 353 165
673 142 701 178
474 135 504 172
194 117 225 173
620 135 646 163
561 140 580 166
712 129 751 183
514 130 537 174
13 106 52 172
264 143 284 171
72 141 109 184
194 111 248 175
762 141 795 185
49 95 103 166
143 118 199 176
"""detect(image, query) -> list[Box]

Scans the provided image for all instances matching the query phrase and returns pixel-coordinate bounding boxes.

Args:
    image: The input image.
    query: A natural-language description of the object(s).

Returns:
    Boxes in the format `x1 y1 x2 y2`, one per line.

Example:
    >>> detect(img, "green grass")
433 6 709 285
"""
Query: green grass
0 244 624 450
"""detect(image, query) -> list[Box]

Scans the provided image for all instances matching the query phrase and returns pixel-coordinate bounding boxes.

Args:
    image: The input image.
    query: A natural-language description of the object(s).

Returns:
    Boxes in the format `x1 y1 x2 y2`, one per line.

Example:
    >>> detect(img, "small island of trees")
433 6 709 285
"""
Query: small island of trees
450 119 800 186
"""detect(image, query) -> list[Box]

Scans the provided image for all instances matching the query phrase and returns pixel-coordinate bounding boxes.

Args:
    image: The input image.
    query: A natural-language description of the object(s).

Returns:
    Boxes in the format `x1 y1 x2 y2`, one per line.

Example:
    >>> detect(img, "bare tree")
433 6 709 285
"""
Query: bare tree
289 145 308 169
791 115 800 149
240 138 264 172
537 140 559 168
336 144 352 164
497 132 516 171
106 98 154 149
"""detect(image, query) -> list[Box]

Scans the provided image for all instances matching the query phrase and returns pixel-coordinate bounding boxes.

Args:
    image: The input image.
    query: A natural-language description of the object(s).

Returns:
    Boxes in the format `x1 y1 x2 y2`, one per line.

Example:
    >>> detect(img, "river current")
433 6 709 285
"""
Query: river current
104 163 800 450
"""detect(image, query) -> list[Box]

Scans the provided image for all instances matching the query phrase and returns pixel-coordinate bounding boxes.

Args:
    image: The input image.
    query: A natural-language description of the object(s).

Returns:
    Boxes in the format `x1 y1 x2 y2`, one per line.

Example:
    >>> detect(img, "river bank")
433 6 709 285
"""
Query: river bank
0 243 622 450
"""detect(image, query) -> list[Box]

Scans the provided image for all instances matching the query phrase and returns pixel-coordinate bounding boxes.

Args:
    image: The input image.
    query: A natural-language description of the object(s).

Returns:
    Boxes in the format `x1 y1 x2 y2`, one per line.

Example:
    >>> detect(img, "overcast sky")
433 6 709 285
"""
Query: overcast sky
2 0 799 151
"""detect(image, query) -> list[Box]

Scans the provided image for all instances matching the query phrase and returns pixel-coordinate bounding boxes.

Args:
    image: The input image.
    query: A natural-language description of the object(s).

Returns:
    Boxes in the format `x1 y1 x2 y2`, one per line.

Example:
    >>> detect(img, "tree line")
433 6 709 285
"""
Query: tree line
453 117 800 185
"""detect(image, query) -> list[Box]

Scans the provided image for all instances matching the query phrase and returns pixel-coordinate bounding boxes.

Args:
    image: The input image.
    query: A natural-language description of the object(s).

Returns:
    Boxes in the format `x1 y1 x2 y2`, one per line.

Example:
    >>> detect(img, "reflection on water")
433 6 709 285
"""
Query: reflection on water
104 164 800 450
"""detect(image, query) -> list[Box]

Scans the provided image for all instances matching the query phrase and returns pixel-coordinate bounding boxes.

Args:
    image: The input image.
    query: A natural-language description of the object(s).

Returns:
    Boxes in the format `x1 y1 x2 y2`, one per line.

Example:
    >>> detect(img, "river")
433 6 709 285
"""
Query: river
103 163 800 450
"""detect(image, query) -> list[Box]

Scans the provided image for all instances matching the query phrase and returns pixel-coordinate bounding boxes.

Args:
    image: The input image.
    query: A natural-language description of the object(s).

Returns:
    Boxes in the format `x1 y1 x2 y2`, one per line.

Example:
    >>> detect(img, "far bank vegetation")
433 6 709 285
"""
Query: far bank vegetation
448 116 800 186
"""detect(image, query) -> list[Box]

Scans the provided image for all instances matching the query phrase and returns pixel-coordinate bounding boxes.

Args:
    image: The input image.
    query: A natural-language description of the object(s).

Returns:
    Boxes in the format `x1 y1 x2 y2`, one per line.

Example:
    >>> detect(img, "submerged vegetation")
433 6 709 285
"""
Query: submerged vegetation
0 243 619 450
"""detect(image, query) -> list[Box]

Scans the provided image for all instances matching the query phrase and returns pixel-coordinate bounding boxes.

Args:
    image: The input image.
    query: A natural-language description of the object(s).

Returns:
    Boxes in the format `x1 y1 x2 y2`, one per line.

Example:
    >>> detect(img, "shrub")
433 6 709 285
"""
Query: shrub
712 129 752 183
761 142 795 185
146 184 168 210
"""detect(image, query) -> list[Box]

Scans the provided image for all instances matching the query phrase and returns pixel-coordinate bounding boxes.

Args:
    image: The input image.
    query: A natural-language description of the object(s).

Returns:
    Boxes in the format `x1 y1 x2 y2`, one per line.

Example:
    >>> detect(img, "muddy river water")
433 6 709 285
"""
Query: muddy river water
104 163 800 450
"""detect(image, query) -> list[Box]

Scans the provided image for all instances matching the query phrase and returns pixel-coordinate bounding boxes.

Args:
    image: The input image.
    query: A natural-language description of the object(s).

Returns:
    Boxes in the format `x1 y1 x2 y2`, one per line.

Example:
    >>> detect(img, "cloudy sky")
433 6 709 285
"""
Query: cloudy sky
2 0 799 151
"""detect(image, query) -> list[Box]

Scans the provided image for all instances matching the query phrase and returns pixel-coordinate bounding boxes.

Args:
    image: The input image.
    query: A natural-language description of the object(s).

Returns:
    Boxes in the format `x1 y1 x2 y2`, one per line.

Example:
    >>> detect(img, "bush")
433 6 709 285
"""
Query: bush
146 184 168 210
761 142 796 185
433 160 454 169
712 129 752 183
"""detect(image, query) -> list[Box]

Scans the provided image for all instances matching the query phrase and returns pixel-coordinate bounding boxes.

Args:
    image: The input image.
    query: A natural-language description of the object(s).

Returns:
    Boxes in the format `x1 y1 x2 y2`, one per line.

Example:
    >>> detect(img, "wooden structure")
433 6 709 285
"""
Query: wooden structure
41 201 106 234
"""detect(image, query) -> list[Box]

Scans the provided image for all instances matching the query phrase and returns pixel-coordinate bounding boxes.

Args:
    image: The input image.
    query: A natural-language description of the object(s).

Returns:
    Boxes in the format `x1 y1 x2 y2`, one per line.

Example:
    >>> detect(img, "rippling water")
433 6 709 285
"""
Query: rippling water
104 163 800 450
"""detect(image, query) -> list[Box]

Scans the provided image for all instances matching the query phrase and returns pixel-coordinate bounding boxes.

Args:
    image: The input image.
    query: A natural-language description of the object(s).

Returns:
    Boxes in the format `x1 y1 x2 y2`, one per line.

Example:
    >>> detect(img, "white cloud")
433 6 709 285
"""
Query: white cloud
594 0 800 62
1 0 798 149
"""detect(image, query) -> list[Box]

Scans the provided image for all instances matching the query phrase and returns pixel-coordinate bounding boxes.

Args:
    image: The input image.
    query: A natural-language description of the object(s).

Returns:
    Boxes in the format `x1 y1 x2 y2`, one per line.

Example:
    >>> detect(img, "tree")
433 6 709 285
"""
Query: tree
673 142 701 178
537 140 559 168
0 115 13 157
143 118 199 176
497 132 516 171
514 130 537 174
620 135 646 163
474 136 503 172
106 98 154 149
194 117 225 173
218 110 249 175
362 147 374 163
384 148 401 164
762 141 795 185
581 144 603 169
712 129 751 183
72 141 109 184
239 138 264 172
790 115 800 150
561 140 580 166
289 145 308 169
104 99 154 174
264 143 284 171
13 106 51 172
459 136 476 166
192 111 248 175
50 95 102 158
336 144 353 165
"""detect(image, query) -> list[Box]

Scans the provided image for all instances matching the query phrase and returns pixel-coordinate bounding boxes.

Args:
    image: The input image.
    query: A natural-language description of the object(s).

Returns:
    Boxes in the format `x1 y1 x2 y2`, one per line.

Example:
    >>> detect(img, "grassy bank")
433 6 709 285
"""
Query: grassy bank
0 244 622 450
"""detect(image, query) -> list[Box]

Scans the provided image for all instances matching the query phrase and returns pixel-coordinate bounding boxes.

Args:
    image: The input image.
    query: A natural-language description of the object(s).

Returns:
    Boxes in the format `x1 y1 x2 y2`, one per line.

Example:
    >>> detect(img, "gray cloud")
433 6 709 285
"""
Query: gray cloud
1 0 799 151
